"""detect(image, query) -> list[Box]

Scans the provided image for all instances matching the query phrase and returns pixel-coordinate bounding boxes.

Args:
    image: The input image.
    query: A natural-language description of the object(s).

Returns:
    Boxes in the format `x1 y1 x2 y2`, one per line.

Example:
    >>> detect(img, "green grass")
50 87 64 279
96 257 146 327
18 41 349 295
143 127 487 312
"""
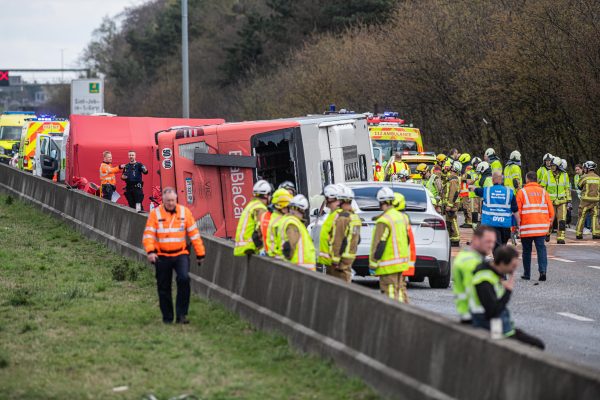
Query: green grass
0 195 378 400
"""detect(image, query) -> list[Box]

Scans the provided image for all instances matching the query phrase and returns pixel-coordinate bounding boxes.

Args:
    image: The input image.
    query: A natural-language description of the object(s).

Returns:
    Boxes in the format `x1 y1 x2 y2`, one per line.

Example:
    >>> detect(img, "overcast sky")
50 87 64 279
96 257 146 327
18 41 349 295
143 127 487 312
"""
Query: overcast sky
1 0 148 82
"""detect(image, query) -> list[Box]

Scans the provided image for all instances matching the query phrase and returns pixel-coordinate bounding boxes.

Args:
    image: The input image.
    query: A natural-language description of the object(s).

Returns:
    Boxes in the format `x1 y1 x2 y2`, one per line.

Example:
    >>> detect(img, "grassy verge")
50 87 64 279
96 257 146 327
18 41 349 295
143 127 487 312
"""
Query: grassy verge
0 195 378 400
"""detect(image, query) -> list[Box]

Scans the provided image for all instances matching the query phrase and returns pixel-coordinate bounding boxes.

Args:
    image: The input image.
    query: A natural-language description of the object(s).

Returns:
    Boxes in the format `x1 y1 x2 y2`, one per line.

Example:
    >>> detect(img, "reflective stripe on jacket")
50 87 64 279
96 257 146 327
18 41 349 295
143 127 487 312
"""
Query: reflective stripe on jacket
99 162 120 185
266 211 286 258
579 172 600 202
503 163 522 191
481 185 513 228
234 198 267 256
143 204 205 257
545 171 571 203
516 183 554 237
318 209 341 266
281 216 316 270
369 208 415 276
453 248 482 320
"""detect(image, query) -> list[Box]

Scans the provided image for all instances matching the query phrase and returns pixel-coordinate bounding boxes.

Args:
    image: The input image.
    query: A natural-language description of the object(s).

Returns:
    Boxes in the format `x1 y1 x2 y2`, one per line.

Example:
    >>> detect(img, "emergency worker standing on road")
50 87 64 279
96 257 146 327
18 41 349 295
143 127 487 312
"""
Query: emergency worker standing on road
122 150 148 211
444 161 462 247
143 187 205 324
484 148 503 173
394 192 415 299
266 188 293 258
280 195 316 270
458 153 473 227
576 161 600 240
453 225 496 323
234 180 271 256
545 157 570 244
503 151 523 192
370 187 416 303
318 184 342 272
417 163 443 213
537 153 553 185
385 152 409 181
99 151 123 201
329 186 361 283
469 157 483 228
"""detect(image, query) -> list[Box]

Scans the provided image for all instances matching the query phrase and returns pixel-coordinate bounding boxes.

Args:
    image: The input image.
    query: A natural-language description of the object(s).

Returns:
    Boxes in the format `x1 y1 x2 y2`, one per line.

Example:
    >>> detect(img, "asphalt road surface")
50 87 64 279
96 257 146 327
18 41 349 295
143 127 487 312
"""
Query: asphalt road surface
356 226 600 371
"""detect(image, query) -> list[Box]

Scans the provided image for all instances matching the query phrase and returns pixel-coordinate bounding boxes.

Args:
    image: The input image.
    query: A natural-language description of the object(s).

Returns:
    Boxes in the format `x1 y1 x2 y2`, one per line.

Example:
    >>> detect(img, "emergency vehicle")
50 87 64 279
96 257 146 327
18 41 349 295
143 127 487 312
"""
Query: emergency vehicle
0 111 36 164
368 112 435 181
17 117 69 174
157 114 373 238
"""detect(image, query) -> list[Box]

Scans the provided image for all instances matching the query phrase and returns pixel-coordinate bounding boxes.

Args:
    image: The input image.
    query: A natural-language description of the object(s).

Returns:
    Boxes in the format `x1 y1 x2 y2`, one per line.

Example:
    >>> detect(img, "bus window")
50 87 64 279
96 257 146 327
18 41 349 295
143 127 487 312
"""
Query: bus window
252 127 302 190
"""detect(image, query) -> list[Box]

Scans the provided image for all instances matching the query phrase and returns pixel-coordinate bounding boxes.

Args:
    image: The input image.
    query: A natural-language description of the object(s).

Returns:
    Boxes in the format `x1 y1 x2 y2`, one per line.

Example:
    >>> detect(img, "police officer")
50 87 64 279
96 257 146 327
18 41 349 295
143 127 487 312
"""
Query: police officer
453 226 496 323
329 186 361 283
266 188 293 258
576 161 600 240
369 187 416 303
143 187 205 324
318 184 343 272
122 150 148 211
234 180 271 256
99 150 123 201
484 148 503 173
503 151 523 192
537 153 553 185
416 163 443 213
280 194 316 270
444 161 462 247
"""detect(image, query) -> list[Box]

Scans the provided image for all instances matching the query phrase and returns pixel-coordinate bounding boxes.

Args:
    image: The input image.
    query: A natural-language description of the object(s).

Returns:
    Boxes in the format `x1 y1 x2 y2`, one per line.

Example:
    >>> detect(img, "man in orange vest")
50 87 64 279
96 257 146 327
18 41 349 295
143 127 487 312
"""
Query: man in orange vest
516 172 555 282
143 187 206 324
99 151 124 201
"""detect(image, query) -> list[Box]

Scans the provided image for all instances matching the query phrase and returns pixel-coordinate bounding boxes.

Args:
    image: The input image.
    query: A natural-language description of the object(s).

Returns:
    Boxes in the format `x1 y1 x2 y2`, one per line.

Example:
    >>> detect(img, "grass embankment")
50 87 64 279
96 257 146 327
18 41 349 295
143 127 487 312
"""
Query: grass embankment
0 195 378 400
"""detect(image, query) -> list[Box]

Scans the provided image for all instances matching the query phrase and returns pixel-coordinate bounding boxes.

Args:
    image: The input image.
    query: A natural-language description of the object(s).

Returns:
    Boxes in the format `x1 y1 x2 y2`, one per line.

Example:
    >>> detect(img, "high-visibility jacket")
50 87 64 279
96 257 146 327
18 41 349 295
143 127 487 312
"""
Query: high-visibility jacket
374 162 385 181
469 266 515 337
99 162 120 185
444 175 460 208
503 162 522 191
545 171 571 204
516 182 554 237
573 174 581 199
234 198 267 256
481 185 514 228
280 215 316 270
266 210 286 258
143 204 205 257
318 208 341 266
452 248 482 321
425 174 442 205
489 157 503 174
468 170 480 198
537 166 550 186
389 161 409 174
331 210 361 265
459 168 472 198
578 171 600 202
369 208 416 276
260 211 272 252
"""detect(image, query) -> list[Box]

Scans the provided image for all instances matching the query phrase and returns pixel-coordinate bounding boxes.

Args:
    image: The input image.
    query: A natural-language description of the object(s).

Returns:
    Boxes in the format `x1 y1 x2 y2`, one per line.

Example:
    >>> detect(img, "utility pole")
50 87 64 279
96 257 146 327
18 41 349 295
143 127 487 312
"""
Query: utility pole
181 0 190 118
60 49 65 82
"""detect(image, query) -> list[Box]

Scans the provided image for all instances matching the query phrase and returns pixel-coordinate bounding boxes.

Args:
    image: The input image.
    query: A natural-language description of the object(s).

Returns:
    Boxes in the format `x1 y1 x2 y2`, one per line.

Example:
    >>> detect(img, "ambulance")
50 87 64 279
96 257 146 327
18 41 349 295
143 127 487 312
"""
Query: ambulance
157 113 373 238
18 117 69 175
0 111 36 164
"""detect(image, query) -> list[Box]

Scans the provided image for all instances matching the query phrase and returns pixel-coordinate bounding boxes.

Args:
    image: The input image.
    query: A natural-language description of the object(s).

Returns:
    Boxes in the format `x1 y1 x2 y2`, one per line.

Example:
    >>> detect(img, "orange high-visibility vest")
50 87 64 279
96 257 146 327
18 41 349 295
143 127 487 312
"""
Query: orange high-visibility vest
143 204 206 257
99 162 120 185
516 182 555 238
260 211 272 252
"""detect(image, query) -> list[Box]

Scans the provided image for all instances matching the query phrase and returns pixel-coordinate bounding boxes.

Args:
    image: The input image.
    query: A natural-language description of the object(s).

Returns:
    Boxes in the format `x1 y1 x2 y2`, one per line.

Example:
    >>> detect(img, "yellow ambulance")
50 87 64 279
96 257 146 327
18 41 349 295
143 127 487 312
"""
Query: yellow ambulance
0 111 36 164
17 117 69 172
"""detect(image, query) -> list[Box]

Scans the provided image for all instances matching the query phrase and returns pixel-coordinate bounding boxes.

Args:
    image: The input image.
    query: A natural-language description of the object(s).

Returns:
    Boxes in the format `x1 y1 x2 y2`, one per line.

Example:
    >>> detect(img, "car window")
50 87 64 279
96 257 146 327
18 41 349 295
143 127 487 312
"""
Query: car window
353 186 427 211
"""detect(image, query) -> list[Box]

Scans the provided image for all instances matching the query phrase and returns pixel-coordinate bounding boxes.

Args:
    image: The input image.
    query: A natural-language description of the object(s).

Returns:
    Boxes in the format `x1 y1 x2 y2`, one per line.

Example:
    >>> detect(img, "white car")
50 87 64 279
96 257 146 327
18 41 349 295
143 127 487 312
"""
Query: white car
309 182 451 288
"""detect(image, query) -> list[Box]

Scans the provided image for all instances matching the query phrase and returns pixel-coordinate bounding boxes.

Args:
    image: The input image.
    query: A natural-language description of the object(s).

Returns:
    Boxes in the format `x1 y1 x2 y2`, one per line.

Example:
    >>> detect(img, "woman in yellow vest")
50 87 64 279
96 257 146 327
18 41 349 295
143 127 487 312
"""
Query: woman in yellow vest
234 180 272 256
280 194 316 270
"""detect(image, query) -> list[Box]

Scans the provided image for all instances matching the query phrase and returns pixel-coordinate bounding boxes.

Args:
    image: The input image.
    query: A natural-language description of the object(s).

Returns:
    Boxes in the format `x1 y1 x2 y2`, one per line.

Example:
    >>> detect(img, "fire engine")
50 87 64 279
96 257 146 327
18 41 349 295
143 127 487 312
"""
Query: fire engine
157 114 373 238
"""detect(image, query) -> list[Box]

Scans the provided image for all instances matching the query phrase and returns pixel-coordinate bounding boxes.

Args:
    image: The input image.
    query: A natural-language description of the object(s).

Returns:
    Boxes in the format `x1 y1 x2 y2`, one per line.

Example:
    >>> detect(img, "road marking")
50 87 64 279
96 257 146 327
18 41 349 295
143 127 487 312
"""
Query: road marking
557 312 594 322
548 257 575 263
587 266 600 270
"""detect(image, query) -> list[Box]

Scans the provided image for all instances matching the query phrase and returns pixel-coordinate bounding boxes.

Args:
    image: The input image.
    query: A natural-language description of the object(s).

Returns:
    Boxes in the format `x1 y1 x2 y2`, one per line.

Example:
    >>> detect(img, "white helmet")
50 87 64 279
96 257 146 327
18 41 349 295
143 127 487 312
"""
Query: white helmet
510 150 521 161
476 161 490 174
543 153 553 162
484 148 495 157
253 180 272 196
552 157 562 167
471 156 482 166
584 161 597 171
289 194 309 211
560 159 567 171
398 169 410 179
338 186 355 202
452 161 462 173
323 184 340 200
377 187 395 203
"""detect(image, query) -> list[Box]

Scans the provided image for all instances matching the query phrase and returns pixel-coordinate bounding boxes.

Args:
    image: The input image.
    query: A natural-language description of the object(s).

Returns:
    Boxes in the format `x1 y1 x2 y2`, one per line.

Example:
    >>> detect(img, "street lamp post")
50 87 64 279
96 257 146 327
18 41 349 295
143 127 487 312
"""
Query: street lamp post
181 0 190 118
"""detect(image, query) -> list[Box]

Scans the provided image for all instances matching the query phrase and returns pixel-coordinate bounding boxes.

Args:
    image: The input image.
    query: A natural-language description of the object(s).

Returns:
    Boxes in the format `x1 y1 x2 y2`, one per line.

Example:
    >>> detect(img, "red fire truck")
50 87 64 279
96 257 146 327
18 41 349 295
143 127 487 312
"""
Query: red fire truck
157 114 373 238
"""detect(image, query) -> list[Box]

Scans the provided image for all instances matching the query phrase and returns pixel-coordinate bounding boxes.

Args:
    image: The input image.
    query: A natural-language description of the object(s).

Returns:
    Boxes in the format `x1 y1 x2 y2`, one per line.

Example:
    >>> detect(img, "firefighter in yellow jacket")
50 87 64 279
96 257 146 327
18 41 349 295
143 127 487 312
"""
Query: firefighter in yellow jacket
266 188 293 258
280 194 316 270
369 187 416 303
329 186 361 282
576 161 600 240
445 161 462 246
234 180 272 256
143 187 205 324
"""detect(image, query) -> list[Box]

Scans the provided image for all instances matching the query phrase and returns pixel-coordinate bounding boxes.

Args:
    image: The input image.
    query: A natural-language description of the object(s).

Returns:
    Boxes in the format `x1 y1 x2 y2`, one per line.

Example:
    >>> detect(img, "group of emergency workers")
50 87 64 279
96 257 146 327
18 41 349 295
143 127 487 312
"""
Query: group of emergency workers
233 179 416 303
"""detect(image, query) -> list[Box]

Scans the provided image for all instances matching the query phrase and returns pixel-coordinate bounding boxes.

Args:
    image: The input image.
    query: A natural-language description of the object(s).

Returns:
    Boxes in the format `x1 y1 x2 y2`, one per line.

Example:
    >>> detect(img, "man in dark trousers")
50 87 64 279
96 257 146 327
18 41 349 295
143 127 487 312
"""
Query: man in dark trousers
121 150 148 210
470 245 545 349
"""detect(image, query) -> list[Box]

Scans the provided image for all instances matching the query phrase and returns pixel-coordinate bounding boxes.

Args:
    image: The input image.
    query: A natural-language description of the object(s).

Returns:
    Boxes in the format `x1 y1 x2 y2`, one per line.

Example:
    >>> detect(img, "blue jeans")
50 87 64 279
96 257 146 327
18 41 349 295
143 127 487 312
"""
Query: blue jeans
521 236 547 277
472 309 514 336
155 254 191 322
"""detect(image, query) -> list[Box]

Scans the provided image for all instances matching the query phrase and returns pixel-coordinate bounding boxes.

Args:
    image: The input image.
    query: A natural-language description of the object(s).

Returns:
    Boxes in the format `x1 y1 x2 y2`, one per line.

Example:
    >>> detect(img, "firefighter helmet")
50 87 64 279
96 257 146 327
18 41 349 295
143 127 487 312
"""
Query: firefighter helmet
253 180 272 196
484 148 495 157
452 161 462 173
476 161 490 174
436 153 447 163
543 153 553 162
323 184 341 200
510 151 521 162
271 188 292 210
584 161 597 171
289 194 309 211
416 163 429 174
552 157 562 168
337 186 355 202
393 192 406 211
471 156 482 166
398 169 410 179
377 187 395 203
278 180 296 195
458 153 471 164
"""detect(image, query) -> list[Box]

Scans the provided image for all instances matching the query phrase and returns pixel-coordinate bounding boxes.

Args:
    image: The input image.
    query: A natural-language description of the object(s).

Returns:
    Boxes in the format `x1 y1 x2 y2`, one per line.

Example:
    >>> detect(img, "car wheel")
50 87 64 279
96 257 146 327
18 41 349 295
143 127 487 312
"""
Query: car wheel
429 272 450 289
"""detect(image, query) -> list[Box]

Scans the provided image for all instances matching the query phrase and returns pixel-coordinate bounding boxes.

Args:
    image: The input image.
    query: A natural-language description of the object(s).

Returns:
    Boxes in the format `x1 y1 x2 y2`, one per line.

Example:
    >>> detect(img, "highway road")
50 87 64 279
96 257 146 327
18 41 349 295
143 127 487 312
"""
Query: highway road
357 227 600 371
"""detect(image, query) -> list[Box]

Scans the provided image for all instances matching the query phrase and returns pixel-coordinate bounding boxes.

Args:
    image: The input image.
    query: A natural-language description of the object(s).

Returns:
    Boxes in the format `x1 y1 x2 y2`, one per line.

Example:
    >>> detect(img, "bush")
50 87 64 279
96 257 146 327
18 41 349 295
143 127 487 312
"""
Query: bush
111 260 143 282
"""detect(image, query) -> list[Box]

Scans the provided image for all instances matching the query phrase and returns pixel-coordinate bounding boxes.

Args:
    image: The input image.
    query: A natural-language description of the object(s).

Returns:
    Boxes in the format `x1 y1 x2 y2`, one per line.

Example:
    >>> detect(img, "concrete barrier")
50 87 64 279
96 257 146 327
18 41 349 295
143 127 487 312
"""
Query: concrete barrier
1 164 599 400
